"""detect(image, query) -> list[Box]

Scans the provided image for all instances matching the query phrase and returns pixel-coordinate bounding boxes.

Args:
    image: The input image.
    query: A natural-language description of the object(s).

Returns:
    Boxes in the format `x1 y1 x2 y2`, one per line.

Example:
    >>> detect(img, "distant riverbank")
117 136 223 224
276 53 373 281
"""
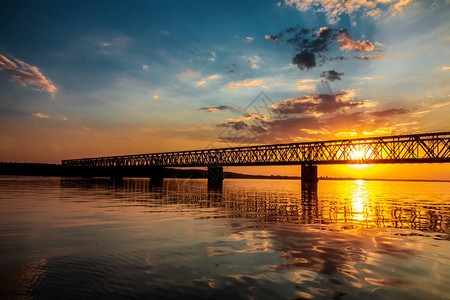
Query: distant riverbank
1 162 449 182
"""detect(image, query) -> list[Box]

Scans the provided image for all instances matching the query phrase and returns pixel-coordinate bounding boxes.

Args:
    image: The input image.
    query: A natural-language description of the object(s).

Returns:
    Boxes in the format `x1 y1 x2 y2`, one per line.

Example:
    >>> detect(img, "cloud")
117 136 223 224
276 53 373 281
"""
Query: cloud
0 54 56 97
224 78 281 90
249 56 261 69
337 31 377 51
295 78 321 91
197 74 219 86
142 65 149 71
152 94 159 99
32 113 51 119
217 108 407 144
181 71 201 77
31 112 68 120
209 51 216 62
265 35 280 42
356 54 386 60
271 90 362 115
218 120 248 131
297 83 316 91
443 67 450 70
432 101 450 109
368 108 410 117
215 84 413 144
196 105 233 113
242 113 269 121
391 0 413 16
292 50 316 70
242 55 262 69
283 0 416 24
320 70 344 81
225 78 265 89
246 37 255 42
266 27 382 70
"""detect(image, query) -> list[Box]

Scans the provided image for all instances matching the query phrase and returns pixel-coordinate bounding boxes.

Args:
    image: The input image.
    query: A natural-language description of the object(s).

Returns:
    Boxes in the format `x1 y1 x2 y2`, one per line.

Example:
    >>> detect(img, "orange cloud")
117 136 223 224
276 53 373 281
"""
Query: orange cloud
197 74 219 86
31 113 68 120
226 79 264 89
338 33 376 52
0 54 56 98
32 113 51 119
181 71 201 77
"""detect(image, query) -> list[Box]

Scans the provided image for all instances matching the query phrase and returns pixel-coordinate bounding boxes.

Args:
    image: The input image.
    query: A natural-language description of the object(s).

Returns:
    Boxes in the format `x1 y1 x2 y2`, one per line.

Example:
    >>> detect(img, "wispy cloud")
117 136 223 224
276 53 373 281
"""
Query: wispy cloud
142 64 149 71
181 71 201 77
197 74 219 86
209 51 216 62
356 54 386 60
32 113 51 119
224 78 280 90
196 105 233 113
32 112 68 120
246 37 255 42
0 54 56 98
242 55 262 69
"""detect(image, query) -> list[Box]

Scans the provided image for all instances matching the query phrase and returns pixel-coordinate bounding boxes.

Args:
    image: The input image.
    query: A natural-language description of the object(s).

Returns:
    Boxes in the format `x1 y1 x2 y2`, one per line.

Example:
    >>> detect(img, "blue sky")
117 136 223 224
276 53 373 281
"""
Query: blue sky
0 0 449 176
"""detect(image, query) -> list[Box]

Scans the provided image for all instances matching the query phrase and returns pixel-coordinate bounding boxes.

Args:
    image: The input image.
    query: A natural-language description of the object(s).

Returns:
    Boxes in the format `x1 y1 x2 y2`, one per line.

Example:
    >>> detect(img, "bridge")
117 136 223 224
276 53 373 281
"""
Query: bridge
62 131 450 189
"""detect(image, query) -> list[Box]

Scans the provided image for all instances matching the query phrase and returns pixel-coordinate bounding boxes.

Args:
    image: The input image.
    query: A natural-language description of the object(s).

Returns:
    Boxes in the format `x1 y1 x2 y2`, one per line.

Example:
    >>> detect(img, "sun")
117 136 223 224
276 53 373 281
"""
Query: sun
352 149 366 160
349 147 372 169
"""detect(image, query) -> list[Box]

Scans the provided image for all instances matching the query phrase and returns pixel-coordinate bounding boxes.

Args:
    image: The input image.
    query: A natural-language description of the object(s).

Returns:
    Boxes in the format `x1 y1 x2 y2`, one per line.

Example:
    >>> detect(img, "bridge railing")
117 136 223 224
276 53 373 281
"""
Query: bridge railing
62 132 450 167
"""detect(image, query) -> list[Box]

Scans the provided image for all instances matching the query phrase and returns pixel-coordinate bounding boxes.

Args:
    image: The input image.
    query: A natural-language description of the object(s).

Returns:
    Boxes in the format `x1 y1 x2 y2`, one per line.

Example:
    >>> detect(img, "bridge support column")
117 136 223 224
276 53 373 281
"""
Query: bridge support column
301 164 318 191
109 167 123 180
207 166 223 190
150 167 165 188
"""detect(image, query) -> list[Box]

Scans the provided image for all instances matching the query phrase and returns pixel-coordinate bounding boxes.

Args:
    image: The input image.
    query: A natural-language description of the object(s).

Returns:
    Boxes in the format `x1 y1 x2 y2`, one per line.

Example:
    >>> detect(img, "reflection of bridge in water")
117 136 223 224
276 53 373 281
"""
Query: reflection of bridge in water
60 178 449 234
62 132 450 190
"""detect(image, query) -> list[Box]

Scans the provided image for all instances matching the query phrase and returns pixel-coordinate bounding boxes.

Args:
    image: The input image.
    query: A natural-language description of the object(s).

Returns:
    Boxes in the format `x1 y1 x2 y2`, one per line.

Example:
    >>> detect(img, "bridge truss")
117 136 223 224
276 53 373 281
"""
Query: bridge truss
62 132 450 167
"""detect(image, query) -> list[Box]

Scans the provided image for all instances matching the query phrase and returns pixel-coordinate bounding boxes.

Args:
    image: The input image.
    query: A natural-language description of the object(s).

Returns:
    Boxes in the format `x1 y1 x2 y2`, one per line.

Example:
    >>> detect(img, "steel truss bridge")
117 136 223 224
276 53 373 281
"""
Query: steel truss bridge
62 132 450 168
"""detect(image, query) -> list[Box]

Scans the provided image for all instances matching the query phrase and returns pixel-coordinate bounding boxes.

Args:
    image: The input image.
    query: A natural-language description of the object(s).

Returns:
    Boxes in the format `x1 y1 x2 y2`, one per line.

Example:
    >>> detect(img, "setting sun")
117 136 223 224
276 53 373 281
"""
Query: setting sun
351 148 367 160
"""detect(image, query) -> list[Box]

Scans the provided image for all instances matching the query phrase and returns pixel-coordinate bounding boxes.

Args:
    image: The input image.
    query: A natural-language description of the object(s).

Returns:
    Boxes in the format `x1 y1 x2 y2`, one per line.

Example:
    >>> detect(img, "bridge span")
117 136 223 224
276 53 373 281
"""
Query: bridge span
62 131 450 189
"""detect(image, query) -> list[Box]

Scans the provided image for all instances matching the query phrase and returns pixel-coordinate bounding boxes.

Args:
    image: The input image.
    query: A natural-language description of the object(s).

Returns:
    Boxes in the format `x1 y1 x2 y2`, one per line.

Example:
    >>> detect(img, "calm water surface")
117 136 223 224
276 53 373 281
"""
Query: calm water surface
0 176 449 299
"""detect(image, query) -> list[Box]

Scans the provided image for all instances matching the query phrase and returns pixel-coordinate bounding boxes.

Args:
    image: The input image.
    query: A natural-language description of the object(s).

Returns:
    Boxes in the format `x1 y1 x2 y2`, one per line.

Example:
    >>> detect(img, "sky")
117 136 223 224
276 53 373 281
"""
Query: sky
0 0 449 179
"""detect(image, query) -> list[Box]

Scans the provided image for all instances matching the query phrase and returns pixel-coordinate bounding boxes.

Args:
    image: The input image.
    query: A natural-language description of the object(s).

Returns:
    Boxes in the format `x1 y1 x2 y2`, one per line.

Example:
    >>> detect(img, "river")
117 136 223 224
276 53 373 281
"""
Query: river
0 176 449 299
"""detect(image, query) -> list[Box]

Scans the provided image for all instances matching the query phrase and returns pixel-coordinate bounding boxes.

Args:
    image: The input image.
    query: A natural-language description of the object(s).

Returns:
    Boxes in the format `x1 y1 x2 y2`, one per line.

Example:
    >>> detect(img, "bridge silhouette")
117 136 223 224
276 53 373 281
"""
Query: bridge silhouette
62 131 450 189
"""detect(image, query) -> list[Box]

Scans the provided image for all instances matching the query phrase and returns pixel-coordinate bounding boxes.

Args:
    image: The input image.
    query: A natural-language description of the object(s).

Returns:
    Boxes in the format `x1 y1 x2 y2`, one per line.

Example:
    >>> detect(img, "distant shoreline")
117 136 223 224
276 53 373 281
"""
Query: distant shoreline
1 162 449 183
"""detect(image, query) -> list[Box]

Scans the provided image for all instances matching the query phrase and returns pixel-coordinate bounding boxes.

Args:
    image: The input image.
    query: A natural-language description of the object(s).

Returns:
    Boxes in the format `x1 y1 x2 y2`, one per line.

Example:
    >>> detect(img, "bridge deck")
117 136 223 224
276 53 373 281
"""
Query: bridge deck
62 132 450 167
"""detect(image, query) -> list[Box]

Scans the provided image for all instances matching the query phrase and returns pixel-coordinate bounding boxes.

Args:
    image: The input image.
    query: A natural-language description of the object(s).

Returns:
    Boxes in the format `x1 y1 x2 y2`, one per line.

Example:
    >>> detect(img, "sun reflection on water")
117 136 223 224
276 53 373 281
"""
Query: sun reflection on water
350 180 368 222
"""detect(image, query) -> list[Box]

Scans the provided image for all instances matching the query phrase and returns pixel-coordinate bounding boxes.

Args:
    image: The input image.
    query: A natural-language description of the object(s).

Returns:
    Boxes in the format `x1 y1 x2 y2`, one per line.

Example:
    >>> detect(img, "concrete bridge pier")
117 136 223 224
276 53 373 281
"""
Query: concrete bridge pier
207 166 223 190
150 167 165 188
301 164 318 191
109 167 123 180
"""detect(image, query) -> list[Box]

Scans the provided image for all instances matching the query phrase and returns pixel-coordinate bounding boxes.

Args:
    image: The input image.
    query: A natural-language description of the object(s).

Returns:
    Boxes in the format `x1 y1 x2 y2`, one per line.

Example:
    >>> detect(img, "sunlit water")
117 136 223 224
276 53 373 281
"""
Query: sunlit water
0 176 449 299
